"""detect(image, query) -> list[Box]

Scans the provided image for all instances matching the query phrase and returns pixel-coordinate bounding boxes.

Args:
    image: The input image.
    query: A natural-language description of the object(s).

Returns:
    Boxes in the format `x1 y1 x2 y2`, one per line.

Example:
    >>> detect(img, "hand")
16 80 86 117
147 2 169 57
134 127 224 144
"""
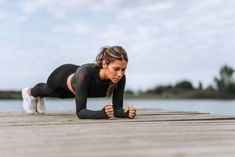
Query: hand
104 103 114 118
124 105 136 119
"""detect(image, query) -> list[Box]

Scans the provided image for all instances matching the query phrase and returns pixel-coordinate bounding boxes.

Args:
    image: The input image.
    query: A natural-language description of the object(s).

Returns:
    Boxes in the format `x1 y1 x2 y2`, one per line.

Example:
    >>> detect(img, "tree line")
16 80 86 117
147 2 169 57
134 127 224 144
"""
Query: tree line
0 65 235 99
125 65 235 99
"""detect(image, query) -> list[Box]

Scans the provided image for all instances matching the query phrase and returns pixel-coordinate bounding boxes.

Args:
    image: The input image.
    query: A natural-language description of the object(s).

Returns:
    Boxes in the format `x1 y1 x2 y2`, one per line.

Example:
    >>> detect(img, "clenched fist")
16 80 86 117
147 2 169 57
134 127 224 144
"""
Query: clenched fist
124 105 136 119
104 103 114 118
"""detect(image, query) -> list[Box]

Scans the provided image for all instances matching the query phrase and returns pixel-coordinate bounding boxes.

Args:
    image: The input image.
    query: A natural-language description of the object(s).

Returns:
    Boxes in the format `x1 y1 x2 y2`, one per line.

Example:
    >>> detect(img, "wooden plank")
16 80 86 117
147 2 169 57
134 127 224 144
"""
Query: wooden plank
0 109 235 157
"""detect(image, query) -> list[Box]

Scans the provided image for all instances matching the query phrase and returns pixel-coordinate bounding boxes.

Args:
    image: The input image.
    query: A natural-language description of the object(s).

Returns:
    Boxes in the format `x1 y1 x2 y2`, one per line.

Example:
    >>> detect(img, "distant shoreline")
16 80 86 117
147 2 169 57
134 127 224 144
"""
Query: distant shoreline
0 90 21 99
1 90 235 100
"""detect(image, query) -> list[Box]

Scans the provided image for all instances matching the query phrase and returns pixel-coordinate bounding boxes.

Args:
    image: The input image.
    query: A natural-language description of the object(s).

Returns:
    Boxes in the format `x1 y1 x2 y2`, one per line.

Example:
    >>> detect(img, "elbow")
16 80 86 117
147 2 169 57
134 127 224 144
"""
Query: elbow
76 112 84 119
76 113 82 119
76 110 86 119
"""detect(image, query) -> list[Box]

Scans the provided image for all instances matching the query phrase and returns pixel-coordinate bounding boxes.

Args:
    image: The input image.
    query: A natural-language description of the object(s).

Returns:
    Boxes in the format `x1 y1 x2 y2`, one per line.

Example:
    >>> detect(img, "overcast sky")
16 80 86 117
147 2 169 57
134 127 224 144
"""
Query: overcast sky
0 0 235 91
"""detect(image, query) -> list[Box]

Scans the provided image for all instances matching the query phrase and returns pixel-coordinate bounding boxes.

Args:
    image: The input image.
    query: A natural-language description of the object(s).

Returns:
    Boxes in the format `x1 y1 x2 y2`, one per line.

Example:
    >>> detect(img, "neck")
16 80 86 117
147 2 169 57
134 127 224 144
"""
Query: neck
99 68 108 80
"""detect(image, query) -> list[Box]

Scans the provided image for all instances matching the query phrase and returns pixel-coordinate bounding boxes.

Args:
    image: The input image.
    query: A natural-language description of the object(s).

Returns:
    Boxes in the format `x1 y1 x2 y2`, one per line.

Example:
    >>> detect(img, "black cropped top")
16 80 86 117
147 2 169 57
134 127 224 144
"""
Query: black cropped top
71 63 126 119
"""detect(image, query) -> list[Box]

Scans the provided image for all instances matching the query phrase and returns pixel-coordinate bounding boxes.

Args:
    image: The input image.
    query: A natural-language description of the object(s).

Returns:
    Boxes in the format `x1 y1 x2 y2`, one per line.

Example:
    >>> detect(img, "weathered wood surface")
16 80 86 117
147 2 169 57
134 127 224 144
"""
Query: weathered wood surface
1 109 235 157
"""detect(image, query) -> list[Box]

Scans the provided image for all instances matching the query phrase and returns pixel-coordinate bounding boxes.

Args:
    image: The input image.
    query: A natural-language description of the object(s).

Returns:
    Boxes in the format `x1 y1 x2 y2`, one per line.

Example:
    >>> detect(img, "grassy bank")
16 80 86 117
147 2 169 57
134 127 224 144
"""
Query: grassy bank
1 90 235 100
0 91 21 99
124 90 235 100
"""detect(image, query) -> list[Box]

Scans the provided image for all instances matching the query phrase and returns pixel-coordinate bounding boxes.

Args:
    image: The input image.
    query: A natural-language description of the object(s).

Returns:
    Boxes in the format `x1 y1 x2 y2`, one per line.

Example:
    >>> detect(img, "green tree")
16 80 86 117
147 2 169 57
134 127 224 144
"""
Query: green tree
175 80 194 90
125 89 134 95
214 65 235 94
146 85 173 94
198 81 203 90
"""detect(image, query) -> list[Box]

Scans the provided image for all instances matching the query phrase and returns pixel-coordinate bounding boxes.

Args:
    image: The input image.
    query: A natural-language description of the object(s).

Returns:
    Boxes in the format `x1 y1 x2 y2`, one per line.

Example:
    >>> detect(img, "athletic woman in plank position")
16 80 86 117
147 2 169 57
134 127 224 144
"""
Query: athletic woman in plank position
22 46 136 119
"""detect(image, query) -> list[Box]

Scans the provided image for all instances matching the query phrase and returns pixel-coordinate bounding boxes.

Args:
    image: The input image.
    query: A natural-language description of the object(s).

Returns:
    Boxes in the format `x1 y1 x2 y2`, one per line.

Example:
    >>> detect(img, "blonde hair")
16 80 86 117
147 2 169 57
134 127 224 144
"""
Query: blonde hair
96 46 128 97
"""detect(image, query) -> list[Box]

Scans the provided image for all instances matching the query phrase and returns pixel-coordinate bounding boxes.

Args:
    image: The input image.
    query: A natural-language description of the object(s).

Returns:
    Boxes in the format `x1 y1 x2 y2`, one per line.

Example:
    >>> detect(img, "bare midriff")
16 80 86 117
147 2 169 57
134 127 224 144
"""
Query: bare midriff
66 73 75 94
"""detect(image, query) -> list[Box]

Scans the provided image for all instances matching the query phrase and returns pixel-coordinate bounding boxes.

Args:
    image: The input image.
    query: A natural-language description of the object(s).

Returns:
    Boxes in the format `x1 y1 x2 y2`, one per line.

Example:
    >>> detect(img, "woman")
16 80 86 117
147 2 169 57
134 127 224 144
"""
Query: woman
22 46 136 119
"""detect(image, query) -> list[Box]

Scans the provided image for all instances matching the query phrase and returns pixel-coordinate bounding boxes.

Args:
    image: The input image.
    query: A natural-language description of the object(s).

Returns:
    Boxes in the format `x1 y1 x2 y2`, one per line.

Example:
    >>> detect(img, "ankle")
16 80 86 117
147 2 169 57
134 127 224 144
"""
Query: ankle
27 88 32 96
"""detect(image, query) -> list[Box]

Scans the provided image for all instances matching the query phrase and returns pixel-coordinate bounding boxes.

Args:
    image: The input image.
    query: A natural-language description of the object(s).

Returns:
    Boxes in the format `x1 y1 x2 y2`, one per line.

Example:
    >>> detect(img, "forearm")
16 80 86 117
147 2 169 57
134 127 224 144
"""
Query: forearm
76 108 109 119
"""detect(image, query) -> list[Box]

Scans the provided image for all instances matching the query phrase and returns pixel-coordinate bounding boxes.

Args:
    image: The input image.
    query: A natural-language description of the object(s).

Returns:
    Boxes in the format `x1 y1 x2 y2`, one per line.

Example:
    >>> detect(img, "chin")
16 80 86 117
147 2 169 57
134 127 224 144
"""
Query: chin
112 79 119 83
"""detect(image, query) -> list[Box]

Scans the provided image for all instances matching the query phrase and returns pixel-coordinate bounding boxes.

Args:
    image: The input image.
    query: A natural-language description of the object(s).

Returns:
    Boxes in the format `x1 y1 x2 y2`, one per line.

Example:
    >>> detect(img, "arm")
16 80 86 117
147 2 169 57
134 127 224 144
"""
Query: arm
112 75 129 118
75 68 108 119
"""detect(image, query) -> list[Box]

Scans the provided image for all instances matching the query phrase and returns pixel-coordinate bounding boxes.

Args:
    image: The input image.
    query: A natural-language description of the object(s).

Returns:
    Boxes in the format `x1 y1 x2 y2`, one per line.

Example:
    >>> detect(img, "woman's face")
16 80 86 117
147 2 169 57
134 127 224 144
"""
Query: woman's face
103 60 127 83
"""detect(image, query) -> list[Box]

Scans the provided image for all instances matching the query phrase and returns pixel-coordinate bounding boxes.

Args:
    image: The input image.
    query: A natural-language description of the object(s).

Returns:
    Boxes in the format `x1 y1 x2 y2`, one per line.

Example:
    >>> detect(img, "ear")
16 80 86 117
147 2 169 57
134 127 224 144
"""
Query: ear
102 60 107 69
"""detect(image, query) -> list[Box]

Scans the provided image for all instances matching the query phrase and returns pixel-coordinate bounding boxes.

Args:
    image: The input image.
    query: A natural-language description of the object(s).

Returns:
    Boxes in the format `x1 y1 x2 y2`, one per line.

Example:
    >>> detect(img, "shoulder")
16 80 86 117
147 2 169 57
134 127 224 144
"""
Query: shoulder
79 63 97 70
75 63 98 78
77 63 96 72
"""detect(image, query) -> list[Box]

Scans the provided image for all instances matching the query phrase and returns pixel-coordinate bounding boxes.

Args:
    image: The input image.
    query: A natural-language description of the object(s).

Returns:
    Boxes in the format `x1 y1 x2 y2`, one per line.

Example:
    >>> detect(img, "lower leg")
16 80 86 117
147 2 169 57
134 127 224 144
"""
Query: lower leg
31 83 50 98
27 88 32 96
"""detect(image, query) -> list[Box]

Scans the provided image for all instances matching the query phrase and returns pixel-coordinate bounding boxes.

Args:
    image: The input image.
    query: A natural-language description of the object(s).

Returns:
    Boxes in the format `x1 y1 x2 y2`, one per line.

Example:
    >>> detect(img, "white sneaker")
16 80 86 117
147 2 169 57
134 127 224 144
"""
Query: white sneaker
22 87 37 114
36 97 45 114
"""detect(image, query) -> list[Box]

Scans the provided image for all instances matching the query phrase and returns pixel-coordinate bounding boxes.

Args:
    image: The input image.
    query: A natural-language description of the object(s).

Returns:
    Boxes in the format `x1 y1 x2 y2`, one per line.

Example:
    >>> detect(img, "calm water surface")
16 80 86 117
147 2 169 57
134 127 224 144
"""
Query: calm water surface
0 99 235 116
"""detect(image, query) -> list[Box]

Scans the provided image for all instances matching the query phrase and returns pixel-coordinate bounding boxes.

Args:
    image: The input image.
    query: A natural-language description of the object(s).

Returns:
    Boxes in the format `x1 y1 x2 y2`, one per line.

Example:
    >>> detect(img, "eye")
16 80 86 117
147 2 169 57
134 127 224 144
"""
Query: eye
113 67 120 71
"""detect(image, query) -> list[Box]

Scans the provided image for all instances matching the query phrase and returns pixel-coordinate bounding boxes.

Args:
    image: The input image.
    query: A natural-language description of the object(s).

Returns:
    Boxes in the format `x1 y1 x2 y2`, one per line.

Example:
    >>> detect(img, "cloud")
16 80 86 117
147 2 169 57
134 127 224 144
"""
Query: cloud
1 0 235 90
0 10 26 27
17 0 84 18
52 21 95 35
17 0 124 18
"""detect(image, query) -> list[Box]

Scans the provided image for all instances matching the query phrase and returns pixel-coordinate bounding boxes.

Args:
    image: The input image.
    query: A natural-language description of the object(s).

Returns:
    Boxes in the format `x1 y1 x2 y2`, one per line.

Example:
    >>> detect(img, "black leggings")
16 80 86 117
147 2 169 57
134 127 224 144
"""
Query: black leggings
31 64 79 98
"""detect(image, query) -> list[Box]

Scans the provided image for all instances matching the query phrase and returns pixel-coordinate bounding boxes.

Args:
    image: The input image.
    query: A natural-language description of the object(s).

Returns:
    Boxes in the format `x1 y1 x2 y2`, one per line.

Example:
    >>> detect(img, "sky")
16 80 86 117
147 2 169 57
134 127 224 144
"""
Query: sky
0 0 235 91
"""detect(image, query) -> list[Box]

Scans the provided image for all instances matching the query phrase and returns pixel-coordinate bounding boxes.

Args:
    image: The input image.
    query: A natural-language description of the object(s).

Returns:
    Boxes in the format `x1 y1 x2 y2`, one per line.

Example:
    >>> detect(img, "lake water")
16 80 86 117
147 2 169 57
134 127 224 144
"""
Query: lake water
0 99 235 116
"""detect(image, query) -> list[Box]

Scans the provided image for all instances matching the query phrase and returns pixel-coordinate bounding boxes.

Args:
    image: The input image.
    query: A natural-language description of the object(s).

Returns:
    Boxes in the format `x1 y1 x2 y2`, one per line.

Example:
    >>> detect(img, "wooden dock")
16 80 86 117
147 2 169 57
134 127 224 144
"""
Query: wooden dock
1 109 235 157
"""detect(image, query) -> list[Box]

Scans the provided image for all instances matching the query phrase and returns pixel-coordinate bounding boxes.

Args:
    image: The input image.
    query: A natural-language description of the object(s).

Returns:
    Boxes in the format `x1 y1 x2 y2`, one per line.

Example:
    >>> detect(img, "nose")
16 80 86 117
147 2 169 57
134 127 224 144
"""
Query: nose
117 70 124 77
